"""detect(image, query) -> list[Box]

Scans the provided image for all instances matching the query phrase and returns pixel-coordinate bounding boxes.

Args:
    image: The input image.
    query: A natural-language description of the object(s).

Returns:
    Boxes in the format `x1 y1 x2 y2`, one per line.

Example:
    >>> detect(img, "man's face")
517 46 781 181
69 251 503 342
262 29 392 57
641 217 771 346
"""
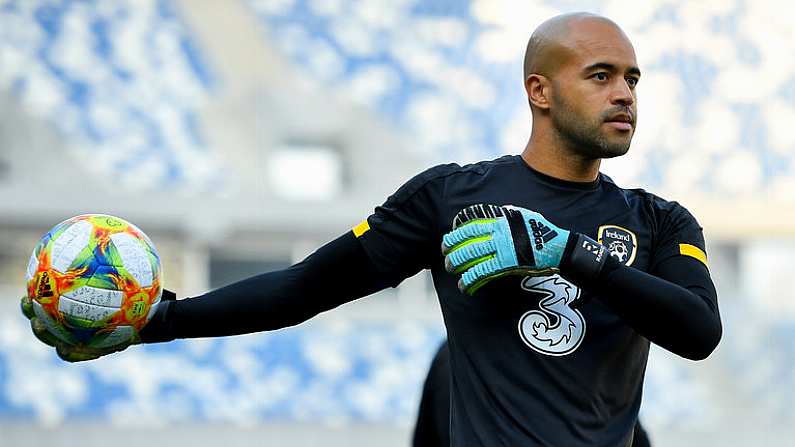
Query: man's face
548 21 640 159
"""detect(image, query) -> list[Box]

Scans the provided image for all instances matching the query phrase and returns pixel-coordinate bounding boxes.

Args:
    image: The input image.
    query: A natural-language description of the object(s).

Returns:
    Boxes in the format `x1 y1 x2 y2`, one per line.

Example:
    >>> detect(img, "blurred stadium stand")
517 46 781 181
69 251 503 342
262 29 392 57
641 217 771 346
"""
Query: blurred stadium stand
1 0 794 446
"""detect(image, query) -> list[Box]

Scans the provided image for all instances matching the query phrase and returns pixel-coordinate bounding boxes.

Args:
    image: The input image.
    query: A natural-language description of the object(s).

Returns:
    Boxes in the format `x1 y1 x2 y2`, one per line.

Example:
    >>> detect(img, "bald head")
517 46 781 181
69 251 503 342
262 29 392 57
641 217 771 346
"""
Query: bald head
521 13 640 161
523 13 628 82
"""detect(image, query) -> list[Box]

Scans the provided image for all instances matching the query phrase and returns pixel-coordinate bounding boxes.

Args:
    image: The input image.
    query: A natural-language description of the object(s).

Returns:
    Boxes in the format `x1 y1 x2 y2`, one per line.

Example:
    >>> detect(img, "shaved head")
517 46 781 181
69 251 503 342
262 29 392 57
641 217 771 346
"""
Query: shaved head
523 13 626 82
521 12 640 162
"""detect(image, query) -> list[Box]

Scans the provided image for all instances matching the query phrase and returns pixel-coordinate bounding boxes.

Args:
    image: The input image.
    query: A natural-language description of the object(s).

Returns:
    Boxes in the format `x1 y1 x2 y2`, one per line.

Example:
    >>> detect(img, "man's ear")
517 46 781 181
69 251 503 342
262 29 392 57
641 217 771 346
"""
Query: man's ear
525 74 551 110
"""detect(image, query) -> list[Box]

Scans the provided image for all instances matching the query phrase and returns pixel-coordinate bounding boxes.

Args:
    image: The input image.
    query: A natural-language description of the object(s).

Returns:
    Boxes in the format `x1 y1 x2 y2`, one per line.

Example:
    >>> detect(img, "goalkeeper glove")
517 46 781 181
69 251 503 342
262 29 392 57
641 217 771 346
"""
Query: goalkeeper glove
20 290 176 362
442 204 608 295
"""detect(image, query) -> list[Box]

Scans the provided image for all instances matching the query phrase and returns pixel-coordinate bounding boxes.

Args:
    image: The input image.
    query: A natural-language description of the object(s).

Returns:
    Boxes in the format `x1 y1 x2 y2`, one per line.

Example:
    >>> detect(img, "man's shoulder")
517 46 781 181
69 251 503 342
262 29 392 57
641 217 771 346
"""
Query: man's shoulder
384 156 516 207
423 155 519 177
601 177 699 227
407 155 520 188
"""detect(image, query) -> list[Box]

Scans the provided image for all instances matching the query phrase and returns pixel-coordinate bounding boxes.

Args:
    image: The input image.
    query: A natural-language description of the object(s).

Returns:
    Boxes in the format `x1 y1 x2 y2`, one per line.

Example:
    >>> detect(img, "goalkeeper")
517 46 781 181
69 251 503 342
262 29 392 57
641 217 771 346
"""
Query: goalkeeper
22 12 721 447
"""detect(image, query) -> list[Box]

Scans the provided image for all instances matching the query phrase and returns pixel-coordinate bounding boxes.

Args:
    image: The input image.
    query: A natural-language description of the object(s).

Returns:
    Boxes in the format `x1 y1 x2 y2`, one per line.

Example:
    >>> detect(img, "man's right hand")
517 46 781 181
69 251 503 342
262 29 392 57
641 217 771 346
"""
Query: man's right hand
442 204 609 295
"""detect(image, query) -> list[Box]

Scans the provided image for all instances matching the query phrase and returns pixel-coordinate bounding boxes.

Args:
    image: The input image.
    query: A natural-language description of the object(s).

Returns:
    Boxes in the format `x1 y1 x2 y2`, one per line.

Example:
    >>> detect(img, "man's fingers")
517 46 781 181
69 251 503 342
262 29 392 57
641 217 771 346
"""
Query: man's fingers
459 258 504 291
30 317 60 347
55 342 128 363
444 240 497 274
451 204 505 229
441 223 496 254
460 267 526 296
24 295 134 362
20 296 34 320
56 344 100 363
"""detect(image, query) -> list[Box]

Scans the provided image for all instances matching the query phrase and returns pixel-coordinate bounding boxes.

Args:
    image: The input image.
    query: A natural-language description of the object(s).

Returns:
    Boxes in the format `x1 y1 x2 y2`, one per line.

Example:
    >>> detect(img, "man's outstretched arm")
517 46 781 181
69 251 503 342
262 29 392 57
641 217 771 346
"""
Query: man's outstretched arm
141 231 389 343
27 165 444 360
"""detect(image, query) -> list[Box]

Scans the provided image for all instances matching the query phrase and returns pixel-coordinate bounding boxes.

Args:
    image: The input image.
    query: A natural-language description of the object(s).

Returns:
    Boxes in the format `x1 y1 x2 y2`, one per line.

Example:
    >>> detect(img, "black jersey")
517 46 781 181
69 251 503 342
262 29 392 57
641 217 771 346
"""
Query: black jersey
356 155 709 447
413 341 653 447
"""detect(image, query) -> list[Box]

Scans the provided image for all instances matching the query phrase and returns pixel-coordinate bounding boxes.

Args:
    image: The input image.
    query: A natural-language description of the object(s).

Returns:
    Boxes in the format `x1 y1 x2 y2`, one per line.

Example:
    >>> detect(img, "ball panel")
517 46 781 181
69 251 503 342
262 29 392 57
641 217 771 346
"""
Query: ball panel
32 300 75 344
110 232 154 288
26 251 39 282
87 214 129 233
50 220 93 273
58 295 118 323
86 265 123 290
62 286 124 307
124 222 161 282
71 242 98 271
148 249 162 286
126 220 156 250
47 216 80 240
89 326 135 348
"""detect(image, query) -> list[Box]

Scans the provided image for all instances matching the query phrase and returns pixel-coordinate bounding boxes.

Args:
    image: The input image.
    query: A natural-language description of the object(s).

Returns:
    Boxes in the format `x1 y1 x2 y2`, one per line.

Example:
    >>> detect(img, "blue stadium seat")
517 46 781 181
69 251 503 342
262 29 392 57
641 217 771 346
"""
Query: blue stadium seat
0 0 218 189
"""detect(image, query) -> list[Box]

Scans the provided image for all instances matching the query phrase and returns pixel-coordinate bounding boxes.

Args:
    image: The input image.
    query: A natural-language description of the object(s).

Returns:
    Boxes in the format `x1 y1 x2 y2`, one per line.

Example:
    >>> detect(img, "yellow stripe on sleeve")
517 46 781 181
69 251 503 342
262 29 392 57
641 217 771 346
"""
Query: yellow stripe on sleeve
679 243 708 267
353 219 370 237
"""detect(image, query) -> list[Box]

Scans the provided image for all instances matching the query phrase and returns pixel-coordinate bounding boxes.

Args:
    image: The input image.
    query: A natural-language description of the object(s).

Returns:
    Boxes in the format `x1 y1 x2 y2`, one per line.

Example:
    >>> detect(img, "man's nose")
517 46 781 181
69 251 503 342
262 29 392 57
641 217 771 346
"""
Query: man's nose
611 80 635 106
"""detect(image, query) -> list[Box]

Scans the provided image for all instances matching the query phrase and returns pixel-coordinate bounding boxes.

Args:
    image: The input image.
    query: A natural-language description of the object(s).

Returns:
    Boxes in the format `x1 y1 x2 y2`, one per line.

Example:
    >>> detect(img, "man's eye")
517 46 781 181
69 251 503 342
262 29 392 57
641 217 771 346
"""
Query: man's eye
626 77 639 88
593 72 608 81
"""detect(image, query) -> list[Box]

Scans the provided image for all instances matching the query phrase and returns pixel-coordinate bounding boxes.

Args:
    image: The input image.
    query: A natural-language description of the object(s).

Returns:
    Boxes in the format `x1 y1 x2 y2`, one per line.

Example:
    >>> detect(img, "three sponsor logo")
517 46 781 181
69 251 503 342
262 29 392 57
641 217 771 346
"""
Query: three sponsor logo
516 223 638 357
518 275 585 356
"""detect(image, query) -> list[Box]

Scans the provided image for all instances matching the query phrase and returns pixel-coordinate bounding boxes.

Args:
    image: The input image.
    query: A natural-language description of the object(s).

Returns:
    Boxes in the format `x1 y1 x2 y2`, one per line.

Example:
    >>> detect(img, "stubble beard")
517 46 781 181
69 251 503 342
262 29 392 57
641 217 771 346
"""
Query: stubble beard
550 90 633 160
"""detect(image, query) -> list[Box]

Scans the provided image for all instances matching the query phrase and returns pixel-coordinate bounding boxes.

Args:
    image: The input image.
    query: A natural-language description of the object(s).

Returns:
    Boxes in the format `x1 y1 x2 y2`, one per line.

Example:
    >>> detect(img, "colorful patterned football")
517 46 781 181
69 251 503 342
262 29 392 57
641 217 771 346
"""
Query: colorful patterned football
25 214 162 348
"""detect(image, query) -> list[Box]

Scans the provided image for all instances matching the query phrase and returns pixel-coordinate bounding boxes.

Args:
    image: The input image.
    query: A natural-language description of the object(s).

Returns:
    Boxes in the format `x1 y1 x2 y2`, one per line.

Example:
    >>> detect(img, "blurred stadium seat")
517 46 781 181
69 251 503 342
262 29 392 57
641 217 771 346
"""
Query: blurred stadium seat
0 293 444 425
0 0 220 189
246 0 795 199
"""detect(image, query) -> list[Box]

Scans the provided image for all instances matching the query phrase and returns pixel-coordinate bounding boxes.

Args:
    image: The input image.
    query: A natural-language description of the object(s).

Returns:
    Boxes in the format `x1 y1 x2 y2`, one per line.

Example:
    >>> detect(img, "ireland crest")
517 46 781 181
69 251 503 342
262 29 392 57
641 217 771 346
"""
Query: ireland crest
597 225 637 266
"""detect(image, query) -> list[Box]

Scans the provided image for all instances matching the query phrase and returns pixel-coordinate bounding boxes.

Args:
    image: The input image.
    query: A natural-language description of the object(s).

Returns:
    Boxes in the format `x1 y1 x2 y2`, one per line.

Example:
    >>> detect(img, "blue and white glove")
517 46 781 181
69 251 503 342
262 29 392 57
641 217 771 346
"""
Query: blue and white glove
442 204 609 295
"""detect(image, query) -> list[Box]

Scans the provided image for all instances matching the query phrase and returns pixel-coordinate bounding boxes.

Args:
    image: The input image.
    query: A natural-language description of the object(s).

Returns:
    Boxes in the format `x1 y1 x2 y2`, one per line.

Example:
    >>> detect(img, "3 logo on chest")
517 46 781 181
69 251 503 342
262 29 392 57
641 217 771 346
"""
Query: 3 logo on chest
597 225 638 266
516 225 638 357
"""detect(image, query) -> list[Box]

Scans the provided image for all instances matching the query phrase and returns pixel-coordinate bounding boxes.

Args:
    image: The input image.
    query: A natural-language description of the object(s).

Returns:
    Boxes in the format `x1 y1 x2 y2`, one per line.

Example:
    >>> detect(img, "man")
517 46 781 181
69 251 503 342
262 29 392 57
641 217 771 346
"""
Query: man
23 12 721 446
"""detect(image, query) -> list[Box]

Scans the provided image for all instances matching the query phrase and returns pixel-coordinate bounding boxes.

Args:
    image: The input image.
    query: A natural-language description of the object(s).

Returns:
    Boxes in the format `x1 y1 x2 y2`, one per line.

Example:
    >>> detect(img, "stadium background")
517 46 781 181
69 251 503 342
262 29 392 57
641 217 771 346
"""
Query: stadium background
0 0 793 445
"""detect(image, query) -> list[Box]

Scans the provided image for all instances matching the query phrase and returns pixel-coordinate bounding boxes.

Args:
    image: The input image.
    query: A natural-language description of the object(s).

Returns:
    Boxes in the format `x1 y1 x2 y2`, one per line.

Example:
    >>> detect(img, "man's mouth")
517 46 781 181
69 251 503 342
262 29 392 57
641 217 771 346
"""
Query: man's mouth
605 113 633 131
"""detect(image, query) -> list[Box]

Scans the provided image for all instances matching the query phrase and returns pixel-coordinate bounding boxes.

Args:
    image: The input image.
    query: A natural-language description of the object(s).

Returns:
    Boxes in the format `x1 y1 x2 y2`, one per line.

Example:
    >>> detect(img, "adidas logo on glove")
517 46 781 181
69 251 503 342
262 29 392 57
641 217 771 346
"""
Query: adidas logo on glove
529 219 558 250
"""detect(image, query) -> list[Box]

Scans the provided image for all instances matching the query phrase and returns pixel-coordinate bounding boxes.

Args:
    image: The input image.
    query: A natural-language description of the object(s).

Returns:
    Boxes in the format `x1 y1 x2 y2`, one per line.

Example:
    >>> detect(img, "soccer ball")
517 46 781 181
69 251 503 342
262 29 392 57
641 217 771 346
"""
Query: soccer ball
25 214 162 348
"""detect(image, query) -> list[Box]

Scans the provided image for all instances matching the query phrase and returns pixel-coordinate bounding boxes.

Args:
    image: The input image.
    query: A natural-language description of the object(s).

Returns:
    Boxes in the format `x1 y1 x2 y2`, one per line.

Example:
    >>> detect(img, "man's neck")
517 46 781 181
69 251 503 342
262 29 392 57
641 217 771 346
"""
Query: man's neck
521 136 601 183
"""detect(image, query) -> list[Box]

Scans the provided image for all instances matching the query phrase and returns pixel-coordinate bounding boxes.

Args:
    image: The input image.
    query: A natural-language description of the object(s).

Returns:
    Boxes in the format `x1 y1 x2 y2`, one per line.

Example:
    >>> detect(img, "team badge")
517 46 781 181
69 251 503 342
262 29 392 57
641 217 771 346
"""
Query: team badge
597 225 637 266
